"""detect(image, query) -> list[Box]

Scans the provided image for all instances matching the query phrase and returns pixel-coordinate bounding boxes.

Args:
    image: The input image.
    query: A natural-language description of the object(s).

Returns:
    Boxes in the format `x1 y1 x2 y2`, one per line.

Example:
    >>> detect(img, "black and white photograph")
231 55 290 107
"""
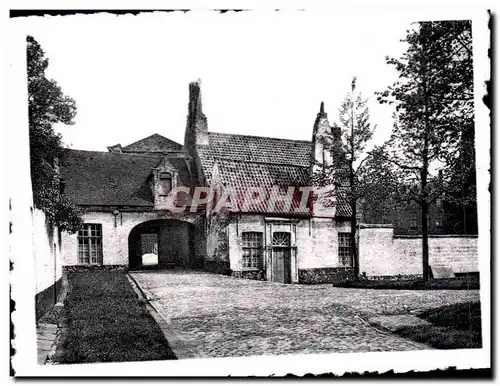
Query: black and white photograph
6 3 491 378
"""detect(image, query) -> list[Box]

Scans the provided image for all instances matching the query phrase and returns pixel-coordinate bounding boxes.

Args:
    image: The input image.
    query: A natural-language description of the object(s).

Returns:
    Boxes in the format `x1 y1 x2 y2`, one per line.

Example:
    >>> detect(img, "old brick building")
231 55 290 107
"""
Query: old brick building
59 80 355 284
360 195 478 236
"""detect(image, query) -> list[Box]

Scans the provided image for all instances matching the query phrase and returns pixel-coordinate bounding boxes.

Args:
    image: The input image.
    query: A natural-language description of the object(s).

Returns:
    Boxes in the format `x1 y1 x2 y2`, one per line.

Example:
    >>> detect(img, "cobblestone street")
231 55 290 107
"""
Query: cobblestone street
131 270 480 358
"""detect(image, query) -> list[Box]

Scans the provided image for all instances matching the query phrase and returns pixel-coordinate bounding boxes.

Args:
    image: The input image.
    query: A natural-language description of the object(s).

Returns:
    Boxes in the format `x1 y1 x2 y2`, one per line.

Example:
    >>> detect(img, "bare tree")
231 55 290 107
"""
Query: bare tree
312 77 376 278
376 20 474 280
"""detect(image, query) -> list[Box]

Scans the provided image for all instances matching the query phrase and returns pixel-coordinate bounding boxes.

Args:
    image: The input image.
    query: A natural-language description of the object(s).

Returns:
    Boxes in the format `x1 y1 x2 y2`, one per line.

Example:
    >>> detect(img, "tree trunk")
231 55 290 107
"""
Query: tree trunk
421 58 431 282
421 198 430 281
351 198 358 279
349 95 358 279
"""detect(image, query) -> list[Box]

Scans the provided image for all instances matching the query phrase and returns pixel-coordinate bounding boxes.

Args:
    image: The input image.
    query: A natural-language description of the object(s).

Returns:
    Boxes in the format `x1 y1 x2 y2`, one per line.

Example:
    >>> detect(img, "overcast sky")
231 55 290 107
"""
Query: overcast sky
16 11 418 151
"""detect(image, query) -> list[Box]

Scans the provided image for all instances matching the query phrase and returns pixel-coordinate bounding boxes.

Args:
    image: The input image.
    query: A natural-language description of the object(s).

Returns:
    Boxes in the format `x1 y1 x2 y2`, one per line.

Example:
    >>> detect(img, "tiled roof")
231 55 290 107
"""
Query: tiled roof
335 200 353 218
122 133 182 153
214 158 312 215
197 132 312 182
60 150 162 207
163 156 199 189
217 158 310 187
333 178 353 218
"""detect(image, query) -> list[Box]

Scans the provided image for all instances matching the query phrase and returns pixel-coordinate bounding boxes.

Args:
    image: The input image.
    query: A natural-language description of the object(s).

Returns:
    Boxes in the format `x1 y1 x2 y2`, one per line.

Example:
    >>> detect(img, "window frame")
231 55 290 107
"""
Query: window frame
338 232 353 267
272 232 291 247
241 232 263 270
409 212 418 229
77 223 103 265
436 211 444 228
159 172 173 196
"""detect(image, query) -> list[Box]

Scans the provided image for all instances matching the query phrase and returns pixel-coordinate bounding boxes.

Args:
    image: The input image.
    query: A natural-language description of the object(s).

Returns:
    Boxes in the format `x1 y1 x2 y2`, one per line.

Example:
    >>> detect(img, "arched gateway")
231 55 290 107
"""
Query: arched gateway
128 219 195 270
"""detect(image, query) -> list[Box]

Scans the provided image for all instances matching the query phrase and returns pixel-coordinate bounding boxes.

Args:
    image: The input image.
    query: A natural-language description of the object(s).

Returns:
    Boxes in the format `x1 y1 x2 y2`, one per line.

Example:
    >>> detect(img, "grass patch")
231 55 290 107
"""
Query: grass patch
55 271 177 363
395 302 482 349
333 276 479 290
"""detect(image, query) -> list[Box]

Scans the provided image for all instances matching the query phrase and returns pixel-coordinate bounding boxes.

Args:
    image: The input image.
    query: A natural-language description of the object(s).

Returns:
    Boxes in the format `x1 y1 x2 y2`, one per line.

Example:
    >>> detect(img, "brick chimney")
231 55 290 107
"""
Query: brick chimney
184 79 209 149
311 102 334 173
310 102 337 217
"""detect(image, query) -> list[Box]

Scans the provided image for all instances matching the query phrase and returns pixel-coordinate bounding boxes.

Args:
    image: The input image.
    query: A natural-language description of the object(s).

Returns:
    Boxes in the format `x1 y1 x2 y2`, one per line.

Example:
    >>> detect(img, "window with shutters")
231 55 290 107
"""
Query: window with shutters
77 224 103 265
242 232 263 269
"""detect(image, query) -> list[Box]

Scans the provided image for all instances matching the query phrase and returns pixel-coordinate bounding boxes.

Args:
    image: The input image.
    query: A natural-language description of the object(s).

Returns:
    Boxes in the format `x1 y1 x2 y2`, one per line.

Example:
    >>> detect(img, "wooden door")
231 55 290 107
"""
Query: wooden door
272 247 291 283
271 232 292 283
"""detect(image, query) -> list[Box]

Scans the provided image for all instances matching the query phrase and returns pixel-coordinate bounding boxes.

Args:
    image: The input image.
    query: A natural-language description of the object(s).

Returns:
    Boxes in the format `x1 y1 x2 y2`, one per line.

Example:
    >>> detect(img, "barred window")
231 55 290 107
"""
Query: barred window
242 232 263 269
436 197 443 208
78 224 103 265
338 232 353 266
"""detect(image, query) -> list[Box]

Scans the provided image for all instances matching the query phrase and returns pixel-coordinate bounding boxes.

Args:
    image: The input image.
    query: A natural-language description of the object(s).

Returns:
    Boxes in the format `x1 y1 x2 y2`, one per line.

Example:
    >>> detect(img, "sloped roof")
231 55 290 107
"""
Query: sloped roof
217 158 310 188
335 200 353 218
122 133 182 153
60 150 162 207
214 158 312 215
163 156 198 189
199 132 351 217
197 132 312 182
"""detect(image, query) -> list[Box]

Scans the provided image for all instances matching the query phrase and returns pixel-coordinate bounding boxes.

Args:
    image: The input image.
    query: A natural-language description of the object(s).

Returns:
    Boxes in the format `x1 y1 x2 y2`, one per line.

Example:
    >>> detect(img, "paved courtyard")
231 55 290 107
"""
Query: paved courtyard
130 270 480 359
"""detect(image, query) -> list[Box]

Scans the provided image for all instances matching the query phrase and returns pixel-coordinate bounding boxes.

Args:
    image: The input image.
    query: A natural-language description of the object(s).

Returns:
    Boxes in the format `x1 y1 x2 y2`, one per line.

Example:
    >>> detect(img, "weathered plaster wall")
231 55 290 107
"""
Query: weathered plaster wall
358 224 479 277
193 216 207 267
33 208 62 319
227 214 265 273
295 218 350 270
205 213 230 273
226 215 352 283
61 210 200 267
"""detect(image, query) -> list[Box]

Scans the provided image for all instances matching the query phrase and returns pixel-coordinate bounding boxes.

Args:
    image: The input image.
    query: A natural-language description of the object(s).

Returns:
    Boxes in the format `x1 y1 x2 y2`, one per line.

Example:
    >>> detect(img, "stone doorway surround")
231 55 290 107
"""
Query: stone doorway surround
264 218 299 283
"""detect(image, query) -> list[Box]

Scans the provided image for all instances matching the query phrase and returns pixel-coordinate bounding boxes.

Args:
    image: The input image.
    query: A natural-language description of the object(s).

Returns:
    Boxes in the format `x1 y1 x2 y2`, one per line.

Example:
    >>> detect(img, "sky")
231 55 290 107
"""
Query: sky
16 11 418 152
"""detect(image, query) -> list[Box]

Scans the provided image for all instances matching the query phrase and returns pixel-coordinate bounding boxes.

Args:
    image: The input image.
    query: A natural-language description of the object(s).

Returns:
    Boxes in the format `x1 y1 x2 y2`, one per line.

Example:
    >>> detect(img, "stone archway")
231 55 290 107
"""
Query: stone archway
128 219 195 270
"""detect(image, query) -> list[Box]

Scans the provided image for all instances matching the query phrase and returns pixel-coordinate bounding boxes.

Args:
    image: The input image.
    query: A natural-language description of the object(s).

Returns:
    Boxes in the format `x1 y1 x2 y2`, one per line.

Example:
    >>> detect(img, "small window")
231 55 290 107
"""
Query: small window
436 197 443 208
272 232 291 247
159 172 172 196
436 211 444 228
409 212 418 229
78 224 103 265
242 232 263 269
338 232 353 266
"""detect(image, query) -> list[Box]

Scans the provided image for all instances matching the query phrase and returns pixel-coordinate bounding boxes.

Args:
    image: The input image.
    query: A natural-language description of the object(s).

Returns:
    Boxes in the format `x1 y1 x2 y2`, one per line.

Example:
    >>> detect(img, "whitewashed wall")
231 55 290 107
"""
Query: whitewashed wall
60 210 199 266
359 224 478 277
33 208 62 296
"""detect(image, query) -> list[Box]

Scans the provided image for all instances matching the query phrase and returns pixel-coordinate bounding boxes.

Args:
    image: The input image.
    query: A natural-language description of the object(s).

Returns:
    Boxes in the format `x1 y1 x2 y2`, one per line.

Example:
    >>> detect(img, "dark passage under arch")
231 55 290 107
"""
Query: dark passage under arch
128 219 194 270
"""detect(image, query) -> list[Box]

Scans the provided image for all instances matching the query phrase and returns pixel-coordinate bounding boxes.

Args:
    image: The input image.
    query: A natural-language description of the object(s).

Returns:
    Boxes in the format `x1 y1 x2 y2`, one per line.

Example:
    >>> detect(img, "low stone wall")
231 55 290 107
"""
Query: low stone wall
232 270 266 281
298 267 355 284
35 277 62 320
204 259 231 275
63 265 127 272
358 224 479 278
360 274 423 281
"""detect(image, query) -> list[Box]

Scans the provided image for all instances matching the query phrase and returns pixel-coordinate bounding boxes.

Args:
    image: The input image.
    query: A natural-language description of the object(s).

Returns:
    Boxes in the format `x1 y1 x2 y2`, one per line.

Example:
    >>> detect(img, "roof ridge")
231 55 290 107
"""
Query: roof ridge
122 133 182 149
214 156 310 168
64 149 163 159
208 131 311 144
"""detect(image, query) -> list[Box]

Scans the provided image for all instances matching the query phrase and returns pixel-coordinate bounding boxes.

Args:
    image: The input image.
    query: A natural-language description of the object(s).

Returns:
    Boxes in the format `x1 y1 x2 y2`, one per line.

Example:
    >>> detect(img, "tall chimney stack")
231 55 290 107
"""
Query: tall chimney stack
184 79 209 148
